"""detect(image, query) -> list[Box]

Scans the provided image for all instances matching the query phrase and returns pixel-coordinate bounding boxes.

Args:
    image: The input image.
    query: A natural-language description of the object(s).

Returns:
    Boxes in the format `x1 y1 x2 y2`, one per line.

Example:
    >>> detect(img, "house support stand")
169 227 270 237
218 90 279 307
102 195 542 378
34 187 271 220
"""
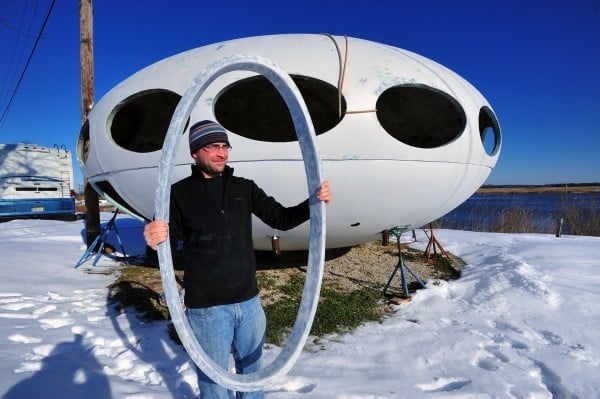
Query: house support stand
383 227 426 298
74 210 128 268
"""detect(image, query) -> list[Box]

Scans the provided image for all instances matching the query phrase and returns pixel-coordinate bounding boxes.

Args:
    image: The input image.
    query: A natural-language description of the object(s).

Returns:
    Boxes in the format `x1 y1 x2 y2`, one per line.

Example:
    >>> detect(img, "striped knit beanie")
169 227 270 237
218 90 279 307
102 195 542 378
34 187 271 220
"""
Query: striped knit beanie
188 120 230 154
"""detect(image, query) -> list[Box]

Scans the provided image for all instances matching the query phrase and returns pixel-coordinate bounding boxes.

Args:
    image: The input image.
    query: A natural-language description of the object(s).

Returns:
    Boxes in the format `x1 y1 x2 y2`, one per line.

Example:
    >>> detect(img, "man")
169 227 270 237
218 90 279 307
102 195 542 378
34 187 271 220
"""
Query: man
144 120 331 398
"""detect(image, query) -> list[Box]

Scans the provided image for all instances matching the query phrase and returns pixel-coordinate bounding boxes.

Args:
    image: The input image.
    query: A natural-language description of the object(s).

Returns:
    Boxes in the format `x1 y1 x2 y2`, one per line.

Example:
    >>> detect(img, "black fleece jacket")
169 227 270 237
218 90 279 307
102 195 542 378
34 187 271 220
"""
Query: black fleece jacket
169 165 310 308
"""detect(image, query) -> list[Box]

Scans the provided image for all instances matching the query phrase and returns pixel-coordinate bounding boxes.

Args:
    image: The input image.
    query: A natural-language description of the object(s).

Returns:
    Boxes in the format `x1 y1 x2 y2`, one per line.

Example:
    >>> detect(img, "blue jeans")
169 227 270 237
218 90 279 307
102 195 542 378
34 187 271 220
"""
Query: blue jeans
186 295 266 399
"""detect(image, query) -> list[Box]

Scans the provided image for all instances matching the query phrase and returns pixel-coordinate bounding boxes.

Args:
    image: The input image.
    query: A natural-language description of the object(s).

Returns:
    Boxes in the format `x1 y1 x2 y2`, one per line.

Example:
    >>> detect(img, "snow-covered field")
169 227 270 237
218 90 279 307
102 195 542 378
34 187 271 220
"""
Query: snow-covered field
1 214 599 398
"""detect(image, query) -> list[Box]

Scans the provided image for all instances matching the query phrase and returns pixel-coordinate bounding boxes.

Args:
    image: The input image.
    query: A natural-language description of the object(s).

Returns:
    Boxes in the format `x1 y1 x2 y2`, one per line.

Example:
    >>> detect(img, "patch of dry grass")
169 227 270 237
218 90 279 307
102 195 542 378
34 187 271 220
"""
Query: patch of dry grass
108 241 462 344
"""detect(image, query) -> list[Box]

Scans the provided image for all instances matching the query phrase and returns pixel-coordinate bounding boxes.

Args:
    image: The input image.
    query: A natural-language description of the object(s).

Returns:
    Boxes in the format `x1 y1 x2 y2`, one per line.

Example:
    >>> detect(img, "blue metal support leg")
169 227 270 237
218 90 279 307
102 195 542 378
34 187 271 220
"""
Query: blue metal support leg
383 227 426 297
74 210 128 268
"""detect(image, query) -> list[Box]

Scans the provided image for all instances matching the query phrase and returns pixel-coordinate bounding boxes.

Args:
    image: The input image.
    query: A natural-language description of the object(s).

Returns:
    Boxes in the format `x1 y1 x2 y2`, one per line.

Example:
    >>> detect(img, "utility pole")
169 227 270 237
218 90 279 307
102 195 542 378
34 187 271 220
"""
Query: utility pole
80 0 100 249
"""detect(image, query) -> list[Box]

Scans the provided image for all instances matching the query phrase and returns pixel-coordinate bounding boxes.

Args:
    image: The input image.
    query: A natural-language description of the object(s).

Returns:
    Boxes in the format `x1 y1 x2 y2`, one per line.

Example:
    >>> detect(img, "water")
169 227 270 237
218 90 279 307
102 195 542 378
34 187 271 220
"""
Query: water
436 192 600 235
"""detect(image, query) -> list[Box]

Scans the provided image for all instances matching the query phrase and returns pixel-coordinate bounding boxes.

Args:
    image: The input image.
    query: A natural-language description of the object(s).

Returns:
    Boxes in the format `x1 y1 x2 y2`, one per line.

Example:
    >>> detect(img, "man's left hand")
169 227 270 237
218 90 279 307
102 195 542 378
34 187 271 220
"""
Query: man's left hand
317 180 332 205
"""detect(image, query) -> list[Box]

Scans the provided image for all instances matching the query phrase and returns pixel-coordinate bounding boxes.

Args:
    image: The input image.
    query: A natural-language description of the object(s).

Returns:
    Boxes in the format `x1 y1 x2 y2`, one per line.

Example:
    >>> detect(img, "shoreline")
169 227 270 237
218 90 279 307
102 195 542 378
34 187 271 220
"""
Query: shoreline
477 185 600 194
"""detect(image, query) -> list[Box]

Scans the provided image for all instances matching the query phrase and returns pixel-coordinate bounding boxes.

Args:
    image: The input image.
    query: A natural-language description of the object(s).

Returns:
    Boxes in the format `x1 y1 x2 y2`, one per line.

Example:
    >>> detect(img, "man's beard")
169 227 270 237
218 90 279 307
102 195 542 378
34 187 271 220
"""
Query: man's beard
197 157 225 177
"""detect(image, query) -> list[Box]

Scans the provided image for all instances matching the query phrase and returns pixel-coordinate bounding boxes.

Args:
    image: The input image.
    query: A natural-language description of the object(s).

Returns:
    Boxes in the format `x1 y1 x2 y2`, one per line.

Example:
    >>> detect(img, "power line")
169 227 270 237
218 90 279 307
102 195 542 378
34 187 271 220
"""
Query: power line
0 1 35 108
0 0 56 128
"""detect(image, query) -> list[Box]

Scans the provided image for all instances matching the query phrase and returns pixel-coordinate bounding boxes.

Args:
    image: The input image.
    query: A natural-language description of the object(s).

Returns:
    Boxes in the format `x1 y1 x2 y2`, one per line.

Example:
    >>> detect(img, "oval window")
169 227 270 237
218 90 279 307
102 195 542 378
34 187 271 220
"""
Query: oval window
479 106 501 156
376 85 466 148
215 75 345 142
109 89 188 153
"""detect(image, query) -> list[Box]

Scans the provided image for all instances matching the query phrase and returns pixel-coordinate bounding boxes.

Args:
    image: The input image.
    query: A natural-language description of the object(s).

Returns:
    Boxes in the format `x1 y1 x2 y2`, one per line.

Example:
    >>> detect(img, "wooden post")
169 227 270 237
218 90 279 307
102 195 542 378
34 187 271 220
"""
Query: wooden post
556 217 564 238
381 229 390 246
80 0 100 249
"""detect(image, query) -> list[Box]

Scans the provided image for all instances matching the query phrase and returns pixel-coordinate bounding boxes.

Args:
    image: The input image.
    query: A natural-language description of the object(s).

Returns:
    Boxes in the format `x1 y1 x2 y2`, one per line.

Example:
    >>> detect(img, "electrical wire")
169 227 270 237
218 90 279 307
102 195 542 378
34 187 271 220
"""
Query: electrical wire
0 0 33 107
0 0 56 128
321 33 376 117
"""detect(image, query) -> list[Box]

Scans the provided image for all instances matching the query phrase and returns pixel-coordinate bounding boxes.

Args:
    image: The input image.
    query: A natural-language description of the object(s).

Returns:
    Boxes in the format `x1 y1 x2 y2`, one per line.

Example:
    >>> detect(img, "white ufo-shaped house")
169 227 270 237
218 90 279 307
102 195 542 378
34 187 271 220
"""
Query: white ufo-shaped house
77 34 501 251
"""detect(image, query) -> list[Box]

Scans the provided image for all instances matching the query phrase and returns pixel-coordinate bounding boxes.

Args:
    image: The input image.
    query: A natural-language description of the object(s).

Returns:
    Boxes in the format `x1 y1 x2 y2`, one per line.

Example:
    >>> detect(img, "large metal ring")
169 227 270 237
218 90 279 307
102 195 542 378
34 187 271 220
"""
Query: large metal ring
154 54 326 391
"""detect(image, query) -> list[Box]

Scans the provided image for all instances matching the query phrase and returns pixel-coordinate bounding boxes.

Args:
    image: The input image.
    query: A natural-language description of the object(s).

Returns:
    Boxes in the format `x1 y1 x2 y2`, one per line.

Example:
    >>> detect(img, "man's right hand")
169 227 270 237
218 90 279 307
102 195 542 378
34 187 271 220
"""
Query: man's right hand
144 220 169 250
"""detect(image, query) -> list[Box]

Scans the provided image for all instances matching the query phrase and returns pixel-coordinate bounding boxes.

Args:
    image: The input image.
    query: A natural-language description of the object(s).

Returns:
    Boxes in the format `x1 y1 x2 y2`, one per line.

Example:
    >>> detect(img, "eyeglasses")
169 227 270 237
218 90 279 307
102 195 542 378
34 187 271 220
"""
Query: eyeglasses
202 143 232 153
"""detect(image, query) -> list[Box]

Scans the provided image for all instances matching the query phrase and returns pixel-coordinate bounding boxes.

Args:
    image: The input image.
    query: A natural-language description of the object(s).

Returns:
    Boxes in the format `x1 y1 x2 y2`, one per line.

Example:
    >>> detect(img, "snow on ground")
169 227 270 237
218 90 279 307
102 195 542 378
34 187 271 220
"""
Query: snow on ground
1 214 599 398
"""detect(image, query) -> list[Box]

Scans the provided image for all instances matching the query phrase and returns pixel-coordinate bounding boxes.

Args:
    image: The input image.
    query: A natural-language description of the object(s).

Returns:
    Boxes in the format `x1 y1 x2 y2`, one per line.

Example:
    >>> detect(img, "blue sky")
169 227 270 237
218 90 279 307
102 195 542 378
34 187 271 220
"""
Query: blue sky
1 0 599 189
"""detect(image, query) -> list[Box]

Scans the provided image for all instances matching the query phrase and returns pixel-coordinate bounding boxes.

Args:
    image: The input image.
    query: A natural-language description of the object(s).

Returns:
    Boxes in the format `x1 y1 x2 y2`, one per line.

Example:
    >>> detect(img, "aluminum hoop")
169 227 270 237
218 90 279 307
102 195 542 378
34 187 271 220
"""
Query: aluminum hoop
154 54 326 391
